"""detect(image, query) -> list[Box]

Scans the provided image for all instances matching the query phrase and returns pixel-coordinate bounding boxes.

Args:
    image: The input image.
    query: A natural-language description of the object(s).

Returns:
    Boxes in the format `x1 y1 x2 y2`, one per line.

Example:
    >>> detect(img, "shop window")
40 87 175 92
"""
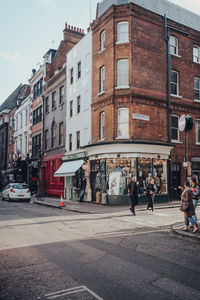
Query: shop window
169 36 178 56
117 59 129 88
117 21 129 43
196 120 200 144
194 77 200 101
100 30 105 51
100 111 105 140
117 107 129 138
171 115 179 142
170 70 179 96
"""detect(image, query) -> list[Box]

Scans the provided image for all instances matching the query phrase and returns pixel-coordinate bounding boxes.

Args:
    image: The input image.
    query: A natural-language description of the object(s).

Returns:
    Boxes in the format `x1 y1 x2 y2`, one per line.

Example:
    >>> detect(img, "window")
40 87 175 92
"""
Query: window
32 134 41 157
117 59 129 87
194 77 200 101
44 129 48 150
170 70 179 95
117 108 129 138
25 136 28 154
25 109 28 124
16 115 18 131
193 46 200 63
69 134 72 151
169 36 178 55
77 96 81 113
20 136 22 151
45 97 49 113
196 120 200 144
76 131 80 149
51 121 56 148
20 112 23 128
117 22 129 43
70 68 74 84
100 30 105 51
52 91 56 109
171 115 179 142
70 100 73 117
100 66 105 93
33 78 43 100
100 112 105 140
59 86 64 105
59 122 64 145
77 62 81 79
33 106 42 125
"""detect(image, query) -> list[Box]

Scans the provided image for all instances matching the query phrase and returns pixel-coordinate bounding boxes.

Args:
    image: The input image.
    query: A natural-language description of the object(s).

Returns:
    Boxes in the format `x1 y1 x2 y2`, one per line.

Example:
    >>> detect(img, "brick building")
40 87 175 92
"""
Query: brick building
84 0 200 204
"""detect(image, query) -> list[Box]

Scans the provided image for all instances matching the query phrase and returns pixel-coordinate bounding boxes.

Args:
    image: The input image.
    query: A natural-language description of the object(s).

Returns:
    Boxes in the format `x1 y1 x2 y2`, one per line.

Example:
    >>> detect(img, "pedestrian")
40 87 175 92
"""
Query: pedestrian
190 176 199 225
80 177 87 202
128 176 140 216
146 178 156 212
180 181 198 233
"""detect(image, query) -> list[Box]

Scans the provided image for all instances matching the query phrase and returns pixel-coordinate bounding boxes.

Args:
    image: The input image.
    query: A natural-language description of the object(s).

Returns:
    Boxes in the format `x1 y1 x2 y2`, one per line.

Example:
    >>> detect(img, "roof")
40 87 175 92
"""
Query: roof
0 84 22 113
97 0 200 32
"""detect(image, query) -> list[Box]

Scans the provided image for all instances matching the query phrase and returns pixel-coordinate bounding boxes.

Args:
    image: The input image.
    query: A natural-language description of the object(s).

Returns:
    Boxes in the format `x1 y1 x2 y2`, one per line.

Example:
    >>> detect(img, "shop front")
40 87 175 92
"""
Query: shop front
191 157 200 184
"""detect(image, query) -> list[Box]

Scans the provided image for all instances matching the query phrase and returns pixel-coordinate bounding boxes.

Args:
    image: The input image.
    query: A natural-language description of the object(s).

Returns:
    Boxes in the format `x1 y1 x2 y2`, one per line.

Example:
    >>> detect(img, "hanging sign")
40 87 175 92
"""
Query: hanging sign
178 115 186 132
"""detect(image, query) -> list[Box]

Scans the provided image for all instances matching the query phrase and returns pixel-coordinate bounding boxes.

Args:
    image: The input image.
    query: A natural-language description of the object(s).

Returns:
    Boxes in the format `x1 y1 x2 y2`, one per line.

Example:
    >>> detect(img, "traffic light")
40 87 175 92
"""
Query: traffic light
185 116 193 132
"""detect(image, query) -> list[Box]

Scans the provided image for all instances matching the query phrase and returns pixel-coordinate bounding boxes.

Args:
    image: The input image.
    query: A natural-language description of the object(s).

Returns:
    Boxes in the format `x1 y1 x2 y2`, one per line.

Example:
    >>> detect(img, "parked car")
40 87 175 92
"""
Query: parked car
1 183 31 202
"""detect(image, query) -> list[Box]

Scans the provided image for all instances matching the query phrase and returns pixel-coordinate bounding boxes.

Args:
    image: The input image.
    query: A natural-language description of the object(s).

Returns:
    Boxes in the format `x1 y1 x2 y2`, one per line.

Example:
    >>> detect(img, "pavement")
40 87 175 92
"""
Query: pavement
33 196 200 241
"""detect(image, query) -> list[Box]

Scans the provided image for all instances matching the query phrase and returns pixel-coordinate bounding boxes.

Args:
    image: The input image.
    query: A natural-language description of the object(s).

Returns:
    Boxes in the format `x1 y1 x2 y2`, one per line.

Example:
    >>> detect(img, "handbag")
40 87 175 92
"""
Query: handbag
180 201 189 212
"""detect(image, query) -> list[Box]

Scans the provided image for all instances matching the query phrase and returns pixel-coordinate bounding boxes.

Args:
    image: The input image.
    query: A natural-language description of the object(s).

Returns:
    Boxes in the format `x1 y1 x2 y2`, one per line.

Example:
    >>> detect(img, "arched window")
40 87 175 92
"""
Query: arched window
117 107 129 138
51 121 56 148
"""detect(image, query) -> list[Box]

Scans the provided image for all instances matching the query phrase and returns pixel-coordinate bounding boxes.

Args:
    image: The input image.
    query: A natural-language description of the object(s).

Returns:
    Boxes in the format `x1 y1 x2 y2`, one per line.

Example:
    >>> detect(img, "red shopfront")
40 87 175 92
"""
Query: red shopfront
41 154 64 197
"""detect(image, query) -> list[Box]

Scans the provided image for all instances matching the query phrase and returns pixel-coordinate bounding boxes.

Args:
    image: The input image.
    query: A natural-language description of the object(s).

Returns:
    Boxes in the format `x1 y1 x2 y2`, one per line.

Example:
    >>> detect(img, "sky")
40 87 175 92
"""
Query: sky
0 0 200 104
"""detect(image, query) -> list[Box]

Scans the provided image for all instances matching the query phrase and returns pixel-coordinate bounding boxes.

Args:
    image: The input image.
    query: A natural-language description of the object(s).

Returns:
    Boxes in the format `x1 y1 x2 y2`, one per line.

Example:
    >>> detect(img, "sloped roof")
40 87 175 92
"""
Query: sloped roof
97 0 200 32
0 84 22 113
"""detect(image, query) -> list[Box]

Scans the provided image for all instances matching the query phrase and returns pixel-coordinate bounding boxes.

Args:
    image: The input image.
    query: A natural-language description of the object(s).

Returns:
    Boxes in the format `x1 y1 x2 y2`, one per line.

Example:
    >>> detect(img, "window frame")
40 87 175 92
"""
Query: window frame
77 96 81 114
100 30 105 51
52 91 56 110
59 122 64 145
45 96 49 113
70 100 73 117
44 129 48 150
171 115 180 143
59 86 64 105
70 68 74 84
170 70 179 96
194 77 200 101
117 107 129 139
195 119 200 145
100 111 105 140
193 46 200 63
51 121 56 148
169 36 178 56
76 131 80 149
117 59 129 88
77 62 81 79
69 134 72 151
117 21 129 43
100 66 105 93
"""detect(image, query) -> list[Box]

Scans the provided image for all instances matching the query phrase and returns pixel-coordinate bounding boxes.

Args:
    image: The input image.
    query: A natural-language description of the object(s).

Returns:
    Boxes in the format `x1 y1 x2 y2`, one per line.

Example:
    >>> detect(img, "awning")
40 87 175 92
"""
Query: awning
54 159 84 177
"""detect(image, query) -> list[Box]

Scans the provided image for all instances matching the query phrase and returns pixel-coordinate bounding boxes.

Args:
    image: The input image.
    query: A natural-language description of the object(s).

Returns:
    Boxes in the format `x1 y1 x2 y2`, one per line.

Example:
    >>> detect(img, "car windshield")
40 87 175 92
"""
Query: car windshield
12 184 28 189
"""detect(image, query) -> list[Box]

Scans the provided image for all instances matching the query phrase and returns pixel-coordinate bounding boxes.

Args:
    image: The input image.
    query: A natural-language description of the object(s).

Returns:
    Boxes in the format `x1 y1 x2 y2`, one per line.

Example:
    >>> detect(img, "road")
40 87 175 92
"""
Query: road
0 200 200 300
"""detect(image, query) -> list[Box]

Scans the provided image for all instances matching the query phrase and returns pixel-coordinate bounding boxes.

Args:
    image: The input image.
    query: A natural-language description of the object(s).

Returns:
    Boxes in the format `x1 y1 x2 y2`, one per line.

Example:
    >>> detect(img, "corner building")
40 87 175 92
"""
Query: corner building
86 0 200 204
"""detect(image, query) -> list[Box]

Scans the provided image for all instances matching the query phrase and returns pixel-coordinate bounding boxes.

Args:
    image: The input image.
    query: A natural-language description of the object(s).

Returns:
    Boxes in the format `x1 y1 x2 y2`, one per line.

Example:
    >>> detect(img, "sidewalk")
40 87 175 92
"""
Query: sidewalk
172 222 200 241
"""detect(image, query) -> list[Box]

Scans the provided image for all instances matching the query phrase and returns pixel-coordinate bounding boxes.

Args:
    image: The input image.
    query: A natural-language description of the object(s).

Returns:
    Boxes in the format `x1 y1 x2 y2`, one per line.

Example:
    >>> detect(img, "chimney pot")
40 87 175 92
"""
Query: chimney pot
68 25 71 30
74 27 76 31
71 26 73 30
65 23 67 29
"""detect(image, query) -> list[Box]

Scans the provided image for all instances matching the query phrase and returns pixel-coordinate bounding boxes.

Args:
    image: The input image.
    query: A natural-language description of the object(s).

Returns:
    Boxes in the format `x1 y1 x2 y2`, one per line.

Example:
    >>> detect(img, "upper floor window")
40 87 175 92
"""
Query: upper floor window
100 112 105 140
171 115 179 142
32 134 41 157
70 68 74 84
44 129 48 150
51 121 56 148
117 59 129 87
20 112 23 128
45 96 49 113
117 107 129 138
76 131 80 149
25 109 28 125
16 116 18 131
52 91 56 109
77 62 81 79
77 96 81 114
100 66 105 93
59 86 64 105
194 77 200 101
117 22 129 43
33 106 42 125
59 122 64 145
170 70 179 96
196 120 200 144
100 30 105 51
69 134 72 151
70 100 73 117
33 78 43 100
193 46 200 63
169 36 178 56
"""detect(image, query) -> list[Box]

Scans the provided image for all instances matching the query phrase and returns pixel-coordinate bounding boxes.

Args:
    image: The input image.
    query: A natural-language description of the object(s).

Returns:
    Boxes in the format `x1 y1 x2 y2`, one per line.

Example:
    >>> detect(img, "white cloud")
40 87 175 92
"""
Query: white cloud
0 52 23 63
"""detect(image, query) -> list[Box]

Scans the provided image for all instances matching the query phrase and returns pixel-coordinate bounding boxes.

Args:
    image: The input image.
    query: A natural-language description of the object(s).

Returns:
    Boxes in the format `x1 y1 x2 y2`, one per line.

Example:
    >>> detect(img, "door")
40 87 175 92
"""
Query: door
172 163 181 200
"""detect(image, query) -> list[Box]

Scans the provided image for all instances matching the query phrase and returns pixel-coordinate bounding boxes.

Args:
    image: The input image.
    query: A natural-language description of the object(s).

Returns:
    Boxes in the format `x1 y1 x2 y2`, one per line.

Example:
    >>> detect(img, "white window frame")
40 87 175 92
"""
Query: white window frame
193 46 200 63
169 36 178 56
117 59 129 88
117 107 129 139
170 70 179 96
171 115 180 143
100 66 105 93
100 112 105 140
195 119 200 145
117 21 129 44
194 77 200 101
100 30 105 51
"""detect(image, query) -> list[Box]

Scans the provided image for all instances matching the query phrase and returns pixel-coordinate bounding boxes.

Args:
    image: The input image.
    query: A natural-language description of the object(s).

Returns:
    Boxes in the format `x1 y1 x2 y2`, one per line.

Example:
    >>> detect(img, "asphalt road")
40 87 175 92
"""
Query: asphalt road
0 200 200 300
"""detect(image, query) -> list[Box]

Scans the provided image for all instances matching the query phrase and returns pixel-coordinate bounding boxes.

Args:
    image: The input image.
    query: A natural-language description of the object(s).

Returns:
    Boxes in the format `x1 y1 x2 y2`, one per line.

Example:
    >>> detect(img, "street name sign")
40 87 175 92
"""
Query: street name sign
132 114 150 121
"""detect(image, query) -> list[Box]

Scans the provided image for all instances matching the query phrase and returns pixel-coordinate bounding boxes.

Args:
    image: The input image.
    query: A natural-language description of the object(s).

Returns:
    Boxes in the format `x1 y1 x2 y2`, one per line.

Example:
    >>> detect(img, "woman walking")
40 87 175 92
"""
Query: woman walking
146 178 156 212
180 181 198 233
190 176 199 224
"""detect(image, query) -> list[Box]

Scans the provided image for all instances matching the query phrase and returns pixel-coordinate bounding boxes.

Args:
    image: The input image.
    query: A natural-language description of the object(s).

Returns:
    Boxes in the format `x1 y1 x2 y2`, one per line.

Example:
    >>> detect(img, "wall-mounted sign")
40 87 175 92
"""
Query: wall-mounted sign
179 115 186 132
132 113 150 121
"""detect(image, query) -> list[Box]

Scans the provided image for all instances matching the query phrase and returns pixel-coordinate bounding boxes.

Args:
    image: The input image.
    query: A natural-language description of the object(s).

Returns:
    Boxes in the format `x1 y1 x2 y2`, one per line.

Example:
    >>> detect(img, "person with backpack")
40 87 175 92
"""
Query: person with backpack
190 176 199 225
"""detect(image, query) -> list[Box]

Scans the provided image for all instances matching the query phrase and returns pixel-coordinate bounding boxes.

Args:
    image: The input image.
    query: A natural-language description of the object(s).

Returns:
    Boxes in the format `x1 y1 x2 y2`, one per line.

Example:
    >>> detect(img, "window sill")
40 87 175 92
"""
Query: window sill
97 91 105 97
195 143 200 146
116 41 129 45
98 49 105 54
171 54 181 58
98 138 105 142
193 60 200 64
194 100 200 103
172 140 183 144
115 136 129 140
170 94 183 99
115 86 130 90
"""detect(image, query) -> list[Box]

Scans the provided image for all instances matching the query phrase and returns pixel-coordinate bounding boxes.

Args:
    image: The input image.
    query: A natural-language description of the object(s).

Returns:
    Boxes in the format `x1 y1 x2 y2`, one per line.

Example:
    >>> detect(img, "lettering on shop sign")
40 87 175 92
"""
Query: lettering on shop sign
132 114 150 121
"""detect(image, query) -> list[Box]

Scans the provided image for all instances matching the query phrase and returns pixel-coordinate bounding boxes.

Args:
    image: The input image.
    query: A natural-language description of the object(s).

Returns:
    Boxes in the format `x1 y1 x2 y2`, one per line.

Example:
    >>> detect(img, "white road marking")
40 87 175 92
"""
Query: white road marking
45 285 103 300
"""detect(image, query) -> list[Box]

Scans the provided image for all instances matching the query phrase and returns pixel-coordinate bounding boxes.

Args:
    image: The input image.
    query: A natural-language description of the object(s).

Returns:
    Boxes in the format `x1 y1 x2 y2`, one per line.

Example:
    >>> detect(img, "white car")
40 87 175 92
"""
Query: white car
1 183 31 202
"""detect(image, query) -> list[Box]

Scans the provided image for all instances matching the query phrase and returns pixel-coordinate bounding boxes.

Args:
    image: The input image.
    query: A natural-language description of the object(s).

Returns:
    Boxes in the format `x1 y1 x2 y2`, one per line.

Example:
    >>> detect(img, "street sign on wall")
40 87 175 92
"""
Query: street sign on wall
132 114 150 121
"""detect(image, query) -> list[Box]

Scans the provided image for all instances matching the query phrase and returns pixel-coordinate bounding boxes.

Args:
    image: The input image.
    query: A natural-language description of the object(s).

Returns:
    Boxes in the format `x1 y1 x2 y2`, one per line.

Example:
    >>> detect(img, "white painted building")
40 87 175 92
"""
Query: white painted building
14 95 31 159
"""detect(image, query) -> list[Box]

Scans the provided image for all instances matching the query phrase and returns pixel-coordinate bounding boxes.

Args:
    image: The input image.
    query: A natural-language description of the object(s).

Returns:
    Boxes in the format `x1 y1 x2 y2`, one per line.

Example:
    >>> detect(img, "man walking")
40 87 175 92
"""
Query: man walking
80 177 87 202
128 176 139 216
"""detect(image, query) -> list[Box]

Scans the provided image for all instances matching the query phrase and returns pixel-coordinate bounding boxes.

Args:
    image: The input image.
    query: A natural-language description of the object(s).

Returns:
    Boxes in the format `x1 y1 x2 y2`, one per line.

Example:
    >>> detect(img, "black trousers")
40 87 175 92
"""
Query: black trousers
147 194 153 211
130 195 138 213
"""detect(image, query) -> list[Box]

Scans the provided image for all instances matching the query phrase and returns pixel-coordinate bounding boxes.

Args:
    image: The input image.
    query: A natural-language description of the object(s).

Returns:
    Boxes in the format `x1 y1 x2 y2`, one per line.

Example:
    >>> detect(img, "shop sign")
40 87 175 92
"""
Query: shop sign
179 115 186 132
132 114 150 121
